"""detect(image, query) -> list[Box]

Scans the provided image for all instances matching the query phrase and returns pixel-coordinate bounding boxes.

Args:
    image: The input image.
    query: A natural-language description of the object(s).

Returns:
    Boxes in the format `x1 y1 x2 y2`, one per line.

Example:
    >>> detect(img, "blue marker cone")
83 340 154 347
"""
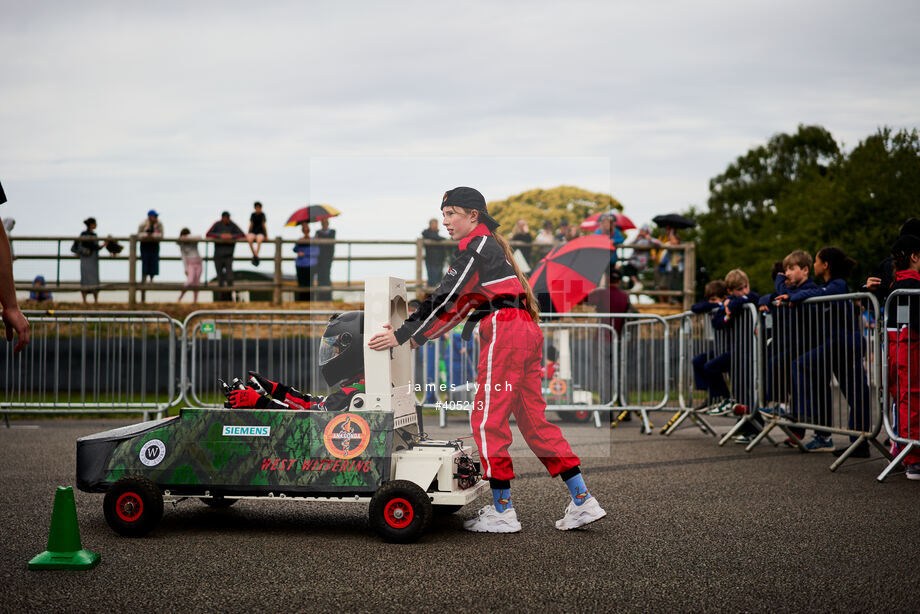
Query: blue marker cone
28 486 100 570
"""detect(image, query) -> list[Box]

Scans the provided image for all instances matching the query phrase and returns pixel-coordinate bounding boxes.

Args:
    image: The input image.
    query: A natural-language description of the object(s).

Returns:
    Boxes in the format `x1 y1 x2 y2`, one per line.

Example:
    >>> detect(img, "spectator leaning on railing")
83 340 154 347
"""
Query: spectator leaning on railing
0 179 29 354
137 209 163 302
758 250 818 444
713 269 762 444
691 280 730 413
206 210 245 300
784 247 869 454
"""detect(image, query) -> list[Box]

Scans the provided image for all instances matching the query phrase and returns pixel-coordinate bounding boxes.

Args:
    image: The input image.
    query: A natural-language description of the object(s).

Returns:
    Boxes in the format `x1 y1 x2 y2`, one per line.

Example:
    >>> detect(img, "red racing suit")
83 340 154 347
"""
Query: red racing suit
889 270 920 464
394 222 580 481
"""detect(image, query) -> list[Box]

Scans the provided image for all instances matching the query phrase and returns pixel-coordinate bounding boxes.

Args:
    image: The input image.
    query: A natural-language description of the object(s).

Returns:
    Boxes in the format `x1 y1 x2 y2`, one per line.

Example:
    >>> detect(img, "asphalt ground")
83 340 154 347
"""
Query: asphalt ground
1 412 918 613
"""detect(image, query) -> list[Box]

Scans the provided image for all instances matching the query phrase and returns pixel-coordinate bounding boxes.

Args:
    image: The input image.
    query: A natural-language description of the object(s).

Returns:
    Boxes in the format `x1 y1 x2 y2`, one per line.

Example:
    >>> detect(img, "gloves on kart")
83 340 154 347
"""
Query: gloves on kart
248 371 315 408
227 387 286 409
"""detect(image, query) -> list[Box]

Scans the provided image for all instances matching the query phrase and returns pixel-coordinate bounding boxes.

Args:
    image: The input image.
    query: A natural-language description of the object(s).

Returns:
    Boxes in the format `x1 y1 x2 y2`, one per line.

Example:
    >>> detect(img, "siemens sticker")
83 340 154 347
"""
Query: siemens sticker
222 425 271 437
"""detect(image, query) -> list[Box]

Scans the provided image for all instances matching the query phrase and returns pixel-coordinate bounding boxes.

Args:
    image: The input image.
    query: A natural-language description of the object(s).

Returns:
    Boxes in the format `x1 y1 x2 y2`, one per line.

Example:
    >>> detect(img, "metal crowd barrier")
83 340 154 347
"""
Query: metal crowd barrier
658 310 719 437
878 289 920 482
417 313 669 431
1 311 182 419
748 292 886 469
418 316 617 429
182 310 338 407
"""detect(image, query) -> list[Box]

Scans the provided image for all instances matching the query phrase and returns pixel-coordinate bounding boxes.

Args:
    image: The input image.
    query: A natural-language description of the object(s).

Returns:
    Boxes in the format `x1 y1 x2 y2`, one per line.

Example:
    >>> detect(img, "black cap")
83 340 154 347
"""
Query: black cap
441 187 499 231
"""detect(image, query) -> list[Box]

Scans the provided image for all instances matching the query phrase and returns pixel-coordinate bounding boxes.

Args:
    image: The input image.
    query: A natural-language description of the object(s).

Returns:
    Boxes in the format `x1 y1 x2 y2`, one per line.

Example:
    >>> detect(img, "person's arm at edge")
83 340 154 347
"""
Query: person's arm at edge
0 222 29 353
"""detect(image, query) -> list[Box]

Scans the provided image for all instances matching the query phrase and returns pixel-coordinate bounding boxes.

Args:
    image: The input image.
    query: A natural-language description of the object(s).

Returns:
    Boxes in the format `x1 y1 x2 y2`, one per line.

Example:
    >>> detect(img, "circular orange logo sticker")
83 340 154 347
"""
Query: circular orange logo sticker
549 378 568 395
323 413 371 459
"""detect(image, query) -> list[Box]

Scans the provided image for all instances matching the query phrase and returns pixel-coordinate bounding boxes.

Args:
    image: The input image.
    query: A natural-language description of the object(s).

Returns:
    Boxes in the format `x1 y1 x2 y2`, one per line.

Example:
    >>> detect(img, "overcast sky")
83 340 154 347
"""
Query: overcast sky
1 0 918 282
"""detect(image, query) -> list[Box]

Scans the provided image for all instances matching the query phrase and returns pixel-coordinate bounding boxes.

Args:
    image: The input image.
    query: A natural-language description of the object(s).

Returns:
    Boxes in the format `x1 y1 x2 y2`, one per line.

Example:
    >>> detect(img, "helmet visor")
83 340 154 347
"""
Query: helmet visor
319 334 350 366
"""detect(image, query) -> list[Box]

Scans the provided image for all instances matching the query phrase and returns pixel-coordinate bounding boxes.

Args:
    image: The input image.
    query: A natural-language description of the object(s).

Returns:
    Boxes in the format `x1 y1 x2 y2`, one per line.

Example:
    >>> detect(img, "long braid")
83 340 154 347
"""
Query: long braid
492 232 541 323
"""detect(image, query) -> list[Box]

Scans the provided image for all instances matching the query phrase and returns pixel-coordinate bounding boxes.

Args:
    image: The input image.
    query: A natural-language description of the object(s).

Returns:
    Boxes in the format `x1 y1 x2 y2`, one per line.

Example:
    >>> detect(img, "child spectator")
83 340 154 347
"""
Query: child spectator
757 251 819 445
788 246 870 453
29 275 52 302
713 269 762 443
690 280 731 413
246 201 268 266
177 228 202 303
887 234 920 478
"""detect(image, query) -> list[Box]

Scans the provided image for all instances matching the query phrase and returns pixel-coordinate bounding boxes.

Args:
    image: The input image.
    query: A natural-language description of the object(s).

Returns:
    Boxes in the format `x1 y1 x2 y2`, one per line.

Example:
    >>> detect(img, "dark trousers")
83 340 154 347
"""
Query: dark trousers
213 254 234 301
296 265 313 302
426 262 443 286
692 351 730 401
316 257 333 301
792 337 870 437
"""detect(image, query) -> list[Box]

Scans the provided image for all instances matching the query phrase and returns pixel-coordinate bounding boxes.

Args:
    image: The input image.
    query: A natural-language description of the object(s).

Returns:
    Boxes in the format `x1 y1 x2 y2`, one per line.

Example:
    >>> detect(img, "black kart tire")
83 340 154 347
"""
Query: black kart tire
103 476 164 537
369 480 432 543
200 496 238 509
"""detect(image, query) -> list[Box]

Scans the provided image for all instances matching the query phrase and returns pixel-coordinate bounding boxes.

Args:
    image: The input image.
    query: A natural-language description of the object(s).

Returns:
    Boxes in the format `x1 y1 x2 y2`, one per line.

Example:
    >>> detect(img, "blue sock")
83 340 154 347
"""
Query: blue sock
491 488 512 513
564 473 592 506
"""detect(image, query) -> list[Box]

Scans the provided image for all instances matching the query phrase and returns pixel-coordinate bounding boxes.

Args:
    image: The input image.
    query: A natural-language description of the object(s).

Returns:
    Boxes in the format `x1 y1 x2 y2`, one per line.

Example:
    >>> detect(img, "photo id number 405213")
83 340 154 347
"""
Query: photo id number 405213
434 400 483 411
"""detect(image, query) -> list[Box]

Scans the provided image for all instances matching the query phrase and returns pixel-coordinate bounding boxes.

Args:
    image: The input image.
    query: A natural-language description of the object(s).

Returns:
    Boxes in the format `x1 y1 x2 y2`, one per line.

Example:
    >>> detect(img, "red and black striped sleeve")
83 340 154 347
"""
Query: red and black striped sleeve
393 236 488 346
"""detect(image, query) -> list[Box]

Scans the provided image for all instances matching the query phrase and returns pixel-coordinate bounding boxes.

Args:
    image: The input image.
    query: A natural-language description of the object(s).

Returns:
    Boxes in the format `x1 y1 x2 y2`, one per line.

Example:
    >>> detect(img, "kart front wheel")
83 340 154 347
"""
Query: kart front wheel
369 480 432 544
103 476 164 537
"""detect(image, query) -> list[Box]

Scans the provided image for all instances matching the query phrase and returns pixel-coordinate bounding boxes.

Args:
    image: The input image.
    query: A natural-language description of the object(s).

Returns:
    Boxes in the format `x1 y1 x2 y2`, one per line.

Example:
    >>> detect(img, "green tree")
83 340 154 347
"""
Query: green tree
694 125 919 294
488 186 622 235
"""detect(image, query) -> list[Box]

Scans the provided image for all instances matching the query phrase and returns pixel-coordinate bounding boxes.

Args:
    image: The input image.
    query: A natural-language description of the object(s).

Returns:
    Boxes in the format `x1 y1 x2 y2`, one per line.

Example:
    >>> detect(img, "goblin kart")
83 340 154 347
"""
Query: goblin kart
76 277 488 543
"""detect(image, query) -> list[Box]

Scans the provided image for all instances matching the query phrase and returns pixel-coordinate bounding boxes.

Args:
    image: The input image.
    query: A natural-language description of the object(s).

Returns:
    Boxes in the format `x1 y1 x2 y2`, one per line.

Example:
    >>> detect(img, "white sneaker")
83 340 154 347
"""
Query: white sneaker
463 505 522 533
555 497 606 530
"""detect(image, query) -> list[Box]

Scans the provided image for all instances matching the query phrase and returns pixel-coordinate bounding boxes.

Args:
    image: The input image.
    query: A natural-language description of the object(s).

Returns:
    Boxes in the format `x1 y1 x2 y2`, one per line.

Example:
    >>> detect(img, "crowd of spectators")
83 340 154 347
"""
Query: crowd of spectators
686 217 920 477
48 203 338 304
420 212 686 304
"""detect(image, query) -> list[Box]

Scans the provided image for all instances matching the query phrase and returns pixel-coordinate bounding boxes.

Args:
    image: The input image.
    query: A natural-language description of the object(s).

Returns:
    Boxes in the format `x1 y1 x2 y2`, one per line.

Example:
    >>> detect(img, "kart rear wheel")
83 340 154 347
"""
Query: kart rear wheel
369 480 432 543
558 409 592 423
103 477 164 537
200 496 238 509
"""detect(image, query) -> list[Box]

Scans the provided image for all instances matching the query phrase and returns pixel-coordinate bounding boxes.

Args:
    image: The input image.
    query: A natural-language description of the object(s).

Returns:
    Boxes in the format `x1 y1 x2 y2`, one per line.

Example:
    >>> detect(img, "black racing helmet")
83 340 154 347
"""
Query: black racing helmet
319 311 364 388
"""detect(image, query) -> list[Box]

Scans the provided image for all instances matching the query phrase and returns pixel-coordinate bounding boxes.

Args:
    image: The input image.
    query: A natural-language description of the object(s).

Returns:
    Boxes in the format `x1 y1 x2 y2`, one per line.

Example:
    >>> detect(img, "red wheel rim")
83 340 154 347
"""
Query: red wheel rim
383 498 414 529
574 410 589 420
115 492 143 522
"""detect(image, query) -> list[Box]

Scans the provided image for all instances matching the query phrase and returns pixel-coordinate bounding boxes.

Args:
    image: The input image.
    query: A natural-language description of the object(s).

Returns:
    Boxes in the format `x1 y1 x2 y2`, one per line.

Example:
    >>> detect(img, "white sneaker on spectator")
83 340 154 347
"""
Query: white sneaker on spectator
906 464 920 481
555 497 606 530
463 505 522 533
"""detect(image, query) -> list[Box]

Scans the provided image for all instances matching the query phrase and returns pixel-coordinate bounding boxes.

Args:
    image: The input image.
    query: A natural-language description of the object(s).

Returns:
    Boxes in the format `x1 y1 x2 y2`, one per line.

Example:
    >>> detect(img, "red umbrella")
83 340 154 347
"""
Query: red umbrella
580 211 636 232
528 234 614 313
286 204 341 226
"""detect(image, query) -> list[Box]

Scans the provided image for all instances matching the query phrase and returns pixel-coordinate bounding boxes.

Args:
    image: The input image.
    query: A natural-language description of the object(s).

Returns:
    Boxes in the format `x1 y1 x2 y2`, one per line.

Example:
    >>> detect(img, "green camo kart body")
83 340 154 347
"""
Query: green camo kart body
76 407 486 543
77 408 399 497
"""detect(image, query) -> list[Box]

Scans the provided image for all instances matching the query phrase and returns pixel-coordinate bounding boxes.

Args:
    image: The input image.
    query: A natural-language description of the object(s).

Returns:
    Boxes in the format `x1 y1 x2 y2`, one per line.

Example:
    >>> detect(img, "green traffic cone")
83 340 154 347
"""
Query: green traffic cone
28 486 100 570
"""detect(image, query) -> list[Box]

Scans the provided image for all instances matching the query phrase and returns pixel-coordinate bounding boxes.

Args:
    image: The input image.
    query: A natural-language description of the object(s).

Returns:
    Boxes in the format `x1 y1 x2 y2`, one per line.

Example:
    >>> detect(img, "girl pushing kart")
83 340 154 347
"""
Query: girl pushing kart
368 187 606 532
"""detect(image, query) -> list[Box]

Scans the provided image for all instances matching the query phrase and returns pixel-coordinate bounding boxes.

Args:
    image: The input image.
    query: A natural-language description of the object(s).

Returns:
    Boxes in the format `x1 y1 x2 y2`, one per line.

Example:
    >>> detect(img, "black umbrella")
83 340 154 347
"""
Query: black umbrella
652 213 696 229
528 234 613 313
